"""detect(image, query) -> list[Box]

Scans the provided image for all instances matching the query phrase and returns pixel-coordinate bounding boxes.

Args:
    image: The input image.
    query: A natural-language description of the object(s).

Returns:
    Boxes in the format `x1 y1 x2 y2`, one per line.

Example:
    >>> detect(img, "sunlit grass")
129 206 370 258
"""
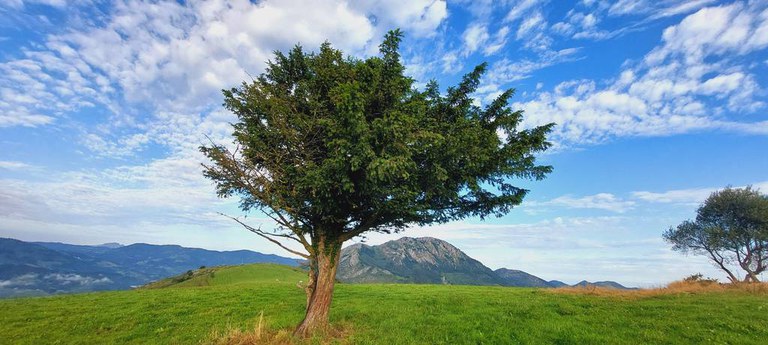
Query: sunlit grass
1 264 766 344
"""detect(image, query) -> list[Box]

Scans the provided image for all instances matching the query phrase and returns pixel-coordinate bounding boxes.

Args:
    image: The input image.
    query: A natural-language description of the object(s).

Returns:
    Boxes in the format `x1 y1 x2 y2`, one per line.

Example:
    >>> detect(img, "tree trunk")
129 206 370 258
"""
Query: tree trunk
745 271 760 283
707 250 740 283
305 258 317 308
295 240 341 337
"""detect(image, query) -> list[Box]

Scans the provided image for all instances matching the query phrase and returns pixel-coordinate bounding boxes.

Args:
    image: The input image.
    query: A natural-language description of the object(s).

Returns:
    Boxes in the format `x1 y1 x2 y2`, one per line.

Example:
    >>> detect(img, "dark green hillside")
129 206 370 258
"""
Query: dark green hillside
1 263 767 344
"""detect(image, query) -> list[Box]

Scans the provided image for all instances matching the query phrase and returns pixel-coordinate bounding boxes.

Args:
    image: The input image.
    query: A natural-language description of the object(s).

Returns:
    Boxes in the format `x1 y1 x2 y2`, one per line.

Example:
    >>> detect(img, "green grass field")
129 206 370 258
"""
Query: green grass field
1 264 766 344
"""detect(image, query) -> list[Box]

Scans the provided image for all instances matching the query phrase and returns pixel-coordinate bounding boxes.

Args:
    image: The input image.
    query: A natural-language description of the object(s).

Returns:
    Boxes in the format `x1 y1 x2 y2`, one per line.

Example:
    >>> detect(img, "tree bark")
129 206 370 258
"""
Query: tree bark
295 239 342 337
305 258 317 308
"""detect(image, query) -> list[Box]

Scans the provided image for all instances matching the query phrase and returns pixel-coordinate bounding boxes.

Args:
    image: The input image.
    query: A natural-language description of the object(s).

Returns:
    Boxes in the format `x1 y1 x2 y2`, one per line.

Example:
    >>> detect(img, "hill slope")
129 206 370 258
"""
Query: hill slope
142 264 306 289
0 263 765 344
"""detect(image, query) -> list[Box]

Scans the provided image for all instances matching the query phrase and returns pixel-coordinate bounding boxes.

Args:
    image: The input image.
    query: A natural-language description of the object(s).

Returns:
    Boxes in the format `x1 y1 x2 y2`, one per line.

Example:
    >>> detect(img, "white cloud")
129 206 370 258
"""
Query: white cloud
0 0 449 155
536 193 636 213
0 1 450 259
0 161 36 171
632 181 768 205
516 2 768 147
505 0 541 23
44 273 112 286
0 274 37 288
483 26 511 55
608 0 717 18
462 23 490 56
439 51 461 74
460 23 510 57
492 48 580 81
474 48 580 103
516 11 545 38
0 110 54 128
551 0 719 42
645 2 768 64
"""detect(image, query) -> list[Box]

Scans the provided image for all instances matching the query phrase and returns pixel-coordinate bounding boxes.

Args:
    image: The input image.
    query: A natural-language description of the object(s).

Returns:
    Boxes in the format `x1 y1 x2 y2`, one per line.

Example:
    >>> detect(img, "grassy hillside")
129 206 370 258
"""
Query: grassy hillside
140 264 307 289
1 264 767 344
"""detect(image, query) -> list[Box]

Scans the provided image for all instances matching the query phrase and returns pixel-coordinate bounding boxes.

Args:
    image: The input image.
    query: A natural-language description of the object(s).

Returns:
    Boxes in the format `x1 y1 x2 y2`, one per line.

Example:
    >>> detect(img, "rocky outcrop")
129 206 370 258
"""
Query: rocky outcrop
337 237 503 285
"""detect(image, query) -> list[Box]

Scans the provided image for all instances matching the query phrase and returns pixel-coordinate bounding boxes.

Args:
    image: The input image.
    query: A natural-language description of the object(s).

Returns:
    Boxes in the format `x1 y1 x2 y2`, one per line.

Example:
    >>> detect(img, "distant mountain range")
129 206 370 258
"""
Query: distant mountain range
338 237 631 289
1 236 630 298
0 238 298 298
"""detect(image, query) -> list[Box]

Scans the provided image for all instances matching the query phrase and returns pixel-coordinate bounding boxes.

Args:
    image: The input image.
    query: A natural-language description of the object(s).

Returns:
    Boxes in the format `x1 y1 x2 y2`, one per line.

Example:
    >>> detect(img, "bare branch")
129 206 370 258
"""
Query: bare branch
220 213 310 259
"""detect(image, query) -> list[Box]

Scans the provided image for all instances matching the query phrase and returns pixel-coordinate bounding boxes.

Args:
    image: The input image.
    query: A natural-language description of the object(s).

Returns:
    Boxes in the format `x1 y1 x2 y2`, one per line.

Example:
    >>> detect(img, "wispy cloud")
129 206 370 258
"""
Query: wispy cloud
517 2 768 147
0 161 37 171
632 181 768 205
530 193 636 213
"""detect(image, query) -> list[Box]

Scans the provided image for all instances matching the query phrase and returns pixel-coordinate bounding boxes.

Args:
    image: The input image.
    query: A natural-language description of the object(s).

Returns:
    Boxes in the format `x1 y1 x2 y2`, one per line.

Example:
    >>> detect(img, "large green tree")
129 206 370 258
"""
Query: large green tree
664 186 768 283
201 30 553 335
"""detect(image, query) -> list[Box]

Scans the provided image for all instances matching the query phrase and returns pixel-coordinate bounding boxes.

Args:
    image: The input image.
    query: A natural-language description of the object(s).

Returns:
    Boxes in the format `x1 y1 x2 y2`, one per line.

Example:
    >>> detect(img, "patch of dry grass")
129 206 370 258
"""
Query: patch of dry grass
208 312 353 345
549 280 768 299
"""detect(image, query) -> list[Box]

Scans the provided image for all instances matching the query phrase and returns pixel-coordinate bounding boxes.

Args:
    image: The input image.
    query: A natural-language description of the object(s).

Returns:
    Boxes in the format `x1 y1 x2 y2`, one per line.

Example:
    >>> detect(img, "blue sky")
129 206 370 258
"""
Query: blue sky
1 0 767 287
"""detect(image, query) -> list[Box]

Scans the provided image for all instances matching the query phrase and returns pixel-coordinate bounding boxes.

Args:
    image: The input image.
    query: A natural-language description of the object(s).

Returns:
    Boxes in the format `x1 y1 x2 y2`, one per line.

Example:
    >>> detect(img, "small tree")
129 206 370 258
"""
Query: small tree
201 30 553 335
664 186 768 283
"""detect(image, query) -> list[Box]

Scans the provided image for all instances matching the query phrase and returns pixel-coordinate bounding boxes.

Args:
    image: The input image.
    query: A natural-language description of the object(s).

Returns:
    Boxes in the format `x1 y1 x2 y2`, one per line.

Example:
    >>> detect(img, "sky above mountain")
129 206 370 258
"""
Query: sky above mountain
1 0 767 287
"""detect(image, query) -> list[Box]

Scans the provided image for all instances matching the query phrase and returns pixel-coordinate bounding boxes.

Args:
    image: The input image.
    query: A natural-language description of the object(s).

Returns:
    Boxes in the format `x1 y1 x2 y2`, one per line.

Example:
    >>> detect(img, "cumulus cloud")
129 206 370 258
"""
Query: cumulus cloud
516 2 768 147
0 0 448 155
549 0 719 42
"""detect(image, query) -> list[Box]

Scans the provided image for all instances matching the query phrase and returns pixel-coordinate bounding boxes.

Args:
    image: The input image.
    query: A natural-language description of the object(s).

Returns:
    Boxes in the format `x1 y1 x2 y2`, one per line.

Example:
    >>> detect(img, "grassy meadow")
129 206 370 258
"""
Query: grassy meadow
1 264 766 344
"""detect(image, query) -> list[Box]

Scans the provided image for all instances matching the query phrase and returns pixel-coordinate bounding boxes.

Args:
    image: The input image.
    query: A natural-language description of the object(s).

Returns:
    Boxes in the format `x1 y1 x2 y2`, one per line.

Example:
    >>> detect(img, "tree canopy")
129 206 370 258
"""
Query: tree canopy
664 186 768 283
201 30 553 335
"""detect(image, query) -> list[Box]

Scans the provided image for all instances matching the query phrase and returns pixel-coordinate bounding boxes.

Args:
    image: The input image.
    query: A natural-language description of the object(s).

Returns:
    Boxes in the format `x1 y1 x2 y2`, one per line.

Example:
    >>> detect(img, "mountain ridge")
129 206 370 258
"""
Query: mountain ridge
2 236 631 298
338 237 631 289
0 237 298 298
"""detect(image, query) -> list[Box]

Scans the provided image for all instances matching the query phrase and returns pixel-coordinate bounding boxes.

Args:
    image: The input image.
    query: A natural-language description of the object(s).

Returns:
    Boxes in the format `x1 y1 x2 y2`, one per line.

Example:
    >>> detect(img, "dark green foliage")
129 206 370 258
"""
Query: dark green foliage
664 186 768 282
200 30 552 243
201 31 553 332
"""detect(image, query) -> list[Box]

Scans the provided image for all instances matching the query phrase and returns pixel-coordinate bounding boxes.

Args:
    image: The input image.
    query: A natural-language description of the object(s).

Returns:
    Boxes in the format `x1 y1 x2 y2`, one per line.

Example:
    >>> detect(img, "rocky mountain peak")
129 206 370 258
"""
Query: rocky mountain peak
338 237 502 285
377 237 466 267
